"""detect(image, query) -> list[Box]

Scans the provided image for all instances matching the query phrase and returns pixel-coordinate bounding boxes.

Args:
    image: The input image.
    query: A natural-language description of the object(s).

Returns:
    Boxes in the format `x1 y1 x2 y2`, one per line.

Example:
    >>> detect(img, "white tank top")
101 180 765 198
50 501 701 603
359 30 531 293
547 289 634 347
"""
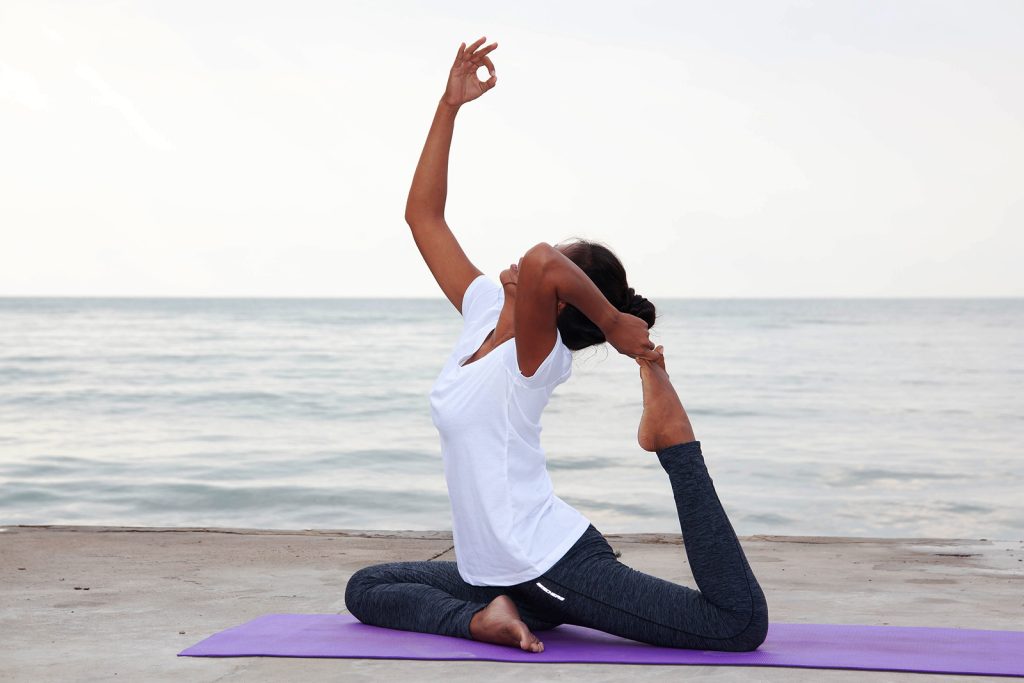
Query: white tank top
429 274 591 586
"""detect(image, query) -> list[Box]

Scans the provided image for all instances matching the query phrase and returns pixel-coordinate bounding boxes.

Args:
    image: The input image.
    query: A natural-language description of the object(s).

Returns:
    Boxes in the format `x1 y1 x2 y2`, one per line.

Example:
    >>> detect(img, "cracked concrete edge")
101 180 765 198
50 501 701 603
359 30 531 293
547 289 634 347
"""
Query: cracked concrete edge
1 524 456 539
4 524 1015 545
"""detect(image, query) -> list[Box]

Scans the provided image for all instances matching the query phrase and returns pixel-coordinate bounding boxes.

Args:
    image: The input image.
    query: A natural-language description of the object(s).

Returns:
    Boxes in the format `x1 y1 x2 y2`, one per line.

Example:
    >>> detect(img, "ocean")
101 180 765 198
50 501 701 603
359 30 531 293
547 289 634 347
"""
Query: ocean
1 297 1021 540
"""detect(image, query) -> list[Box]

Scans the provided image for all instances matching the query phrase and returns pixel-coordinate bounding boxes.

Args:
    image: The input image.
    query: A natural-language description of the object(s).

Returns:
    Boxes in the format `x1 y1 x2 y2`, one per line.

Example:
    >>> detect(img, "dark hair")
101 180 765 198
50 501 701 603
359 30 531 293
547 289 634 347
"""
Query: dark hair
555 238 656 351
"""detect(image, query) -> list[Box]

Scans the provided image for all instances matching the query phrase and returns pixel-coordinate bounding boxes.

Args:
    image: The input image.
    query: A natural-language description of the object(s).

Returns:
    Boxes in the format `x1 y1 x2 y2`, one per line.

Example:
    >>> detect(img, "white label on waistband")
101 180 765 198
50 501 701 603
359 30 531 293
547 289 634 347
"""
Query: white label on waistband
535 582 565 601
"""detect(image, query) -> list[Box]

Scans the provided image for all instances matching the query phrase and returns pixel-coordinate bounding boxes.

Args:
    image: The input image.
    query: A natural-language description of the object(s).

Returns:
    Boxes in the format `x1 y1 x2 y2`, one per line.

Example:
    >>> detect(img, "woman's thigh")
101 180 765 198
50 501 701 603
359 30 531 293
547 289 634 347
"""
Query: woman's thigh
516 539 764 651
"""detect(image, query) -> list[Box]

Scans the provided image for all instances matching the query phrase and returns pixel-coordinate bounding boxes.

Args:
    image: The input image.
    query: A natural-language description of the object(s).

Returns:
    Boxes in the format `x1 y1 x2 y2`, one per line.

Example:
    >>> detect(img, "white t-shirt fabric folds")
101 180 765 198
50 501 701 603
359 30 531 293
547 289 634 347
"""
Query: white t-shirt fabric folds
429 274 591 586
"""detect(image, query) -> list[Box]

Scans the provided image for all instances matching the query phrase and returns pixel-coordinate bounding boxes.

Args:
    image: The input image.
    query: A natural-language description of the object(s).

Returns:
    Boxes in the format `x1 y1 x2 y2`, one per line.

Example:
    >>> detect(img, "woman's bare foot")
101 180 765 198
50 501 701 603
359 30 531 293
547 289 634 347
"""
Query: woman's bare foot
636 346 695 452
469 595 544 653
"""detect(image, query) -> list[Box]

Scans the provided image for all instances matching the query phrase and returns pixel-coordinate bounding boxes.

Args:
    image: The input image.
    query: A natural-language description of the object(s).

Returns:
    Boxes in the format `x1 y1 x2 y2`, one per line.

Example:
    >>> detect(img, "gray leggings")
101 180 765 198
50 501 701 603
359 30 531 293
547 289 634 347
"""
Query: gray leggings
345 441 769 652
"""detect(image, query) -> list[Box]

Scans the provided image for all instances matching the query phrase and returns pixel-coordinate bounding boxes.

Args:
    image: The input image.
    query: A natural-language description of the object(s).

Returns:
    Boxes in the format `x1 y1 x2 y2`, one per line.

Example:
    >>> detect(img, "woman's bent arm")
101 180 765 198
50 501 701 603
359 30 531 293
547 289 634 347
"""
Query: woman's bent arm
515 243 660 376
404 99 482 314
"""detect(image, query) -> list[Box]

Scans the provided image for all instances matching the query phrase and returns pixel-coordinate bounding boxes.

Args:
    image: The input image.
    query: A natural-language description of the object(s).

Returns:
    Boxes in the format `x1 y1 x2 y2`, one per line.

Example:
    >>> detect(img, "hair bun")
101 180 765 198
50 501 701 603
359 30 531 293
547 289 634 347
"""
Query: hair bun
555 239 658 350
624 287 656 328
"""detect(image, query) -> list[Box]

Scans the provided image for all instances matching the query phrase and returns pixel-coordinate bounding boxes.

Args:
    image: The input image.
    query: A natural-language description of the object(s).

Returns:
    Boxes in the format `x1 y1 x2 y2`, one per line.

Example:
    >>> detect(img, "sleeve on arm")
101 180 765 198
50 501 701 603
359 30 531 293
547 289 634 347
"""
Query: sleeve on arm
461 274 504 327
508 329 573 389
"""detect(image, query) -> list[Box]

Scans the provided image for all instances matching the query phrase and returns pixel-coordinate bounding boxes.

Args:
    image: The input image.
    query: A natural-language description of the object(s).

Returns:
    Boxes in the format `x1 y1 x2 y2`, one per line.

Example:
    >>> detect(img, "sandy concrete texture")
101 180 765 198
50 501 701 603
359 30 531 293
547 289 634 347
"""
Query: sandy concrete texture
1 525 1022 682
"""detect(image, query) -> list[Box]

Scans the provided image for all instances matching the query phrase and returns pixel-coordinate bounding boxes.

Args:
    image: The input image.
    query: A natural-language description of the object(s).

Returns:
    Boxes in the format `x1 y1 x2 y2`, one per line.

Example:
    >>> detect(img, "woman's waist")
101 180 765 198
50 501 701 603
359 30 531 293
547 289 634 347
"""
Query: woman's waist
451 509 591 575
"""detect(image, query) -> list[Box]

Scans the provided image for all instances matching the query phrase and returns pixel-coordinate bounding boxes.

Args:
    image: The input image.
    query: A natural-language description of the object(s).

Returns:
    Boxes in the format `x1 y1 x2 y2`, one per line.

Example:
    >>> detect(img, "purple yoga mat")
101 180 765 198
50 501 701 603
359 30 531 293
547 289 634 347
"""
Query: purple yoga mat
179 614 1024 677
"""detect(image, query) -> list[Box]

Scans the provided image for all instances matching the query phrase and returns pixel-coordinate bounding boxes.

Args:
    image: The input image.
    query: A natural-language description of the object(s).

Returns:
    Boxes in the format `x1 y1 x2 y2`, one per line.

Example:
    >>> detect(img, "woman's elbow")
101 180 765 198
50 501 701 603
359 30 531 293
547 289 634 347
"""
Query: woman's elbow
518 243 562 301
521 242 557 271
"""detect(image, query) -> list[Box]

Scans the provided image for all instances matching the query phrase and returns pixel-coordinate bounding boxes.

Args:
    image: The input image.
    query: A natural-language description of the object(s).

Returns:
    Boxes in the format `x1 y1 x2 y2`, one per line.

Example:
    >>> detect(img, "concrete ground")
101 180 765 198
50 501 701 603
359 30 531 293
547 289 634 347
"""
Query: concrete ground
1 525 1022 682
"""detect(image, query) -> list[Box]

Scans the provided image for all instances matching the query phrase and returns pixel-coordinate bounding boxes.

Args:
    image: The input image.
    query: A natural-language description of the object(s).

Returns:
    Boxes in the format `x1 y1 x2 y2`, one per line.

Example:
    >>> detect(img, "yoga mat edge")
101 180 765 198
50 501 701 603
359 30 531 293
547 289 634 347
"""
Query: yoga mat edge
177 614 1024 677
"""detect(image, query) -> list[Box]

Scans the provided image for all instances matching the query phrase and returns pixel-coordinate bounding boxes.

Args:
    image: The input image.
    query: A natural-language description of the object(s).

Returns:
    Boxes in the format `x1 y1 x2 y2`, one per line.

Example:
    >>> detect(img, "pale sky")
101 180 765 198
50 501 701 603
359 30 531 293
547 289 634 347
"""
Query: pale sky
2 0 1022 297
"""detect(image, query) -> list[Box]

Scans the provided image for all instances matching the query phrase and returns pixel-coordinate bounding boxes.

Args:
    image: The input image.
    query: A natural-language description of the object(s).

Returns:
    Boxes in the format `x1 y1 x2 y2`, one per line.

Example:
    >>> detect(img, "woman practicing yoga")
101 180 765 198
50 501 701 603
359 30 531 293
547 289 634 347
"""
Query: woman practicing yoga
345 37 768 653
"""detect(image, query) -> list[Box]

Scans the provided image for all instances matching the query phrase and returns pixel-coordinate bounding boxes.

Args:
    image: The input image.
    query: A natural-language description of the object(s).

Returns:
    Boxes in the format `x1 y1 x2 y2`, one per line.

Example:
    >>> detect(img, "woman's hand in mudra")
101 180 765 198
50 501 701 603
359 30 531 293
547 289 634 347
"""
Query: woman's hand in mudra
442 37 498 107
605 312 662 363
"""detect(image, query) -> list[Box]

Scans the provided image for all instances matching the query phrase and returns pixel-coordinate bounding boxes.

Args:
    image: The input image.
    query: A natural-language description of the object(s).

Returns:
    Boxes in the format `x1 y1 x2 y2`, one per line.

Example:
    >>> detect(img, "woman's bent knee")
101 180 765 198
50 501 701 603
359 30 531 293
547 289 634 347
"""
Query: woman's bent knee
344 564 382 621
729 619 768 651
698 591 768 651
728 597 769 651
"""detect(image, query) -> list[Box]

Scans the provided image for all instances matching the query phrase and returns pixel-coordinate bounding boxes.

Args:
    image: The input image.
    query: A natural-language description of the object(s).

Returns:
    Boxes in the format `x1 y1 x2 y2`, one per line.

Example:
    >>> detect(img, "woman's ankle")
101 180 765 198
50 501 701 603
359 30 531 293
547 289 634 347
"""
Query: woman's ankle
655 439 702 460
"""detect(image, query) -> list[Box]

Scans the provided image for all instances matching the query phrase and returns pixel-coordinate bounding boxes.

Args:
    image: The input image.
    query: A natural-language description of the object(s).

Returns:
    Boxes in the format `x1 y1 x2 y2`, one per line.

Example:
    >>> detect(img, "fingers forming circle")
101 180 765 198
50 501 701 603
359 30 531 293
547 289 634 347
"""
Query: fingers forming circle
481 54 496 76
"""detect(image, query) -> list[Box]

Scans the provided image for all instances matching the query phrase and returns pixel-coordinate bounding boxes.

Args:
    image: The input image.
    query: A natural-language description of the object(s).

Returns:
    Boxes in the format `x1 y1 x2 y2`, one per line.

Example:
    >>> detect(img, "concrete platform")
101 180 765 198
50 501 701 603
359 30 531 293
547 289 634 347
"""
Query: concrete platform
2 525 1022 681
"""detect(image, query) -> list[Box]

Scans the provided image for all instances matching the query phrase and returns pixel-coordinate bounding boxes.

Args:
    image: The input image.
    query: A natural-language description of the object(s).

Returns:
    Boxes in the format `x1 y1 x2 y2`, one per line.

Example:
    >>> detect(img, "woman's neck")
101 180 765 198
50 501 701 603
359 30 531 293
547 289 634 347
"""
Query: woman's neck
462 298 516 367
490 297 516 346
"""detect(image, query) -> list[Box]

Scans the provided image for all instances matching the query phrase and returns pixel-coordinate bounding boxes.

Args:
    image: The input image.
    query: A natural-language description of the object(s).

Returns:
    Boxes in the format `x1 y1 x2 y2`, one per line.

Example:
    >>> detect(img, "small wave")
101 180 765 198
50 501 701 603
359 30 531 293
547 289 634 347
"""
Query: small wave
0 355 68 363
826 468 964 487
937 502 993 514
0 486 72 505
742 512 797 526
560 496 661 518
689 407 762 418
547 456 616 471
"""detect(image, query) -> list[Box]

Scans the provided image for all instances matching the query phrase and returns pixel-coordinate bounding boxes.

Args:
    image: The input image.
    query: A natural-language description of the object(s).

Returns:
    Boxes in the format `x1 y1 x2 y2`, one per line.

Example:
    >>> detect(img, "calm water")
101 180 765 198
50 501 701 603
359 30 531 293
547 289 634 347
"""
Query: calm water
1 297 1021 540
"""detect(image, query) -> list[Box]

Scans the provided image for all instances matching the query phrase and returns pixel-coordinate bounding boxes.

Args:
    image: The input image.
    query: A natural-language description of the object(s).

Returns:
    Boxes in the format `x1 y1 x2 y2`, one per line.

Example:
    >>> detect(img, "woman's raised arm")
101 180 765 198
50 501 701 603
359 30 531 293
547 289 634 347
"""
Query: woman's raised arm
404 37 498 314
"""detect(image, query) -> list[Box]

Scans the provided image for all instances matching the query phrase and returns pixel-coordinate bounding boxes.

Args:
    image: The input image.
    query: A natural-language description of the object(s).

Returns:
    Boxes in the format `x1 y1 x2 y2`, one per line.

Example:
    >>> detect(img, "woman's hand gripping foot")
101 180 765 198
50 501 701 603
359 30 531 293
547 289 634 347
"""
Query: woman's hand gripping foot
469 595 545 653
636 345 696 452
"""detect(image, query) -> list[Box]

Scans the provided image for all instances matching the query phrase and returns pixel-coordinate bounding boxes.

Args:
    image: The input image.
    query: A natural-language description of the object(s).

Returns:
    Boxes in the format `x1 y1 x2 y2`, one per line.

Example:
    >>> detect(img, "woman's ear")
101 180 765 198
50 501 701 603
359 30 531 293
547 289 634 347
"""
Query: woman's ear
557 301 566 314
